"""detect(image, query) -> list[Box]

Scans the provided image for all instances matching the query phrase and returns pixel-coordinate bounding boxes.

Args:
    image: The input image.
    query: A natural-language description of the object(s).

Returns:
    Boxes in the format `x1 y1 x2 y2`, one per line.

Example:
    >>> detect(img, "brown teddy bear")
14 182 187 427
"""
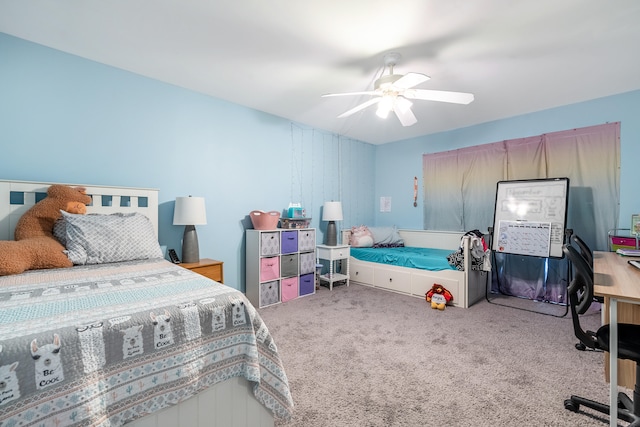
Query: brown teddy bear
425 283 454 310
0 184 92 276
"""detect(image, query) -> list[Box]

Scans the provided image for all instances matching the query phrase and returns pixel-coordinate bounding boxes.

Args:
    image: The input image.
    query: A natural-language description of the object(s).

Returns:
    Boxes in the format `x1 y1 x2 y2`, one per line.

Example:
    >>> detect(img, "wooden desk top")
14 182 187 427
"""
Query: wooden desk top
593 251 640 303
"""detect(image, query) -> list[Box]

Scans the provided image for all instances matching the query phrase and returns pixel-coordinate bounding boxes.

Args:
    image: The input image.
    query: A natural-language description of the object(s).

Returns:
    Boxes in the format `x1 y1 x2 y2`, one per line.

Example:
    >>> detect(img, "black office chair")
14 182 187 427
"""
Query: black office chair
569 234 604 351
571 234 593 269
572 234 594 271
563 244 640 426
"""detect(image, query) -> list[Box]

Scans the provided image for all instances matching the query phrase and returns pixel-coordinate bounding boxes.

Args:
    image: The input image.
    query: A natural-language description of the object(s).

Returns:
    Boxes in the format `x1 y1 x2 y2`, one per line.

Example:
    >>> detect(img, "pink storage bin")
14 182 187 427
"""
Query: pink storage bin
250 210 280 230
611 236 637 250
260 257 280 282
281 277 298 302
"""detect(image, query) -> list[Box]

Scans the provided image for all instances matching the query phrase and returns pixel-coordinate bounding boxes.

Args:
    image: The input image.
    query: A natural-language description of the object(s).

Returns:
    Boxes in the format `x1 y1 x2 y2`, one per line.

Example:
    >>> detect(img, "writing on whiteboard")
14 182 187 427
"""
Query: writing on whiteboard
497 220 552 257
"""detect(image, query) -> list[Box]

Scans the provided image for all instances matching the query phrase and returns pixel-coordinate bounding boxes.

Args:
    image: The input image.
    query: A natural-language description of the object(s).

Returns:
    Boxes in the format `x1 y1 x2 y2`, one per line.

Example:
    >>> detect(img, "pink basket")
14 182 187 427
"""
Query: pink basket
250 210 280 230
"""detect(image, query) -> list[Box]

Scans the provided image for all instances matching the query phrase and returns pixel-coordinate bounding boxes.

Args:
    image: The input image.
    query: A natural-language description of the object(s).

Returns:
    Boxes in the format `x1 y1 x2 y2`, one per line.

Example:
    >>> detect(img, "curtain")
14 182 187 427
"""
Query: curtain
459 142 507 232
423 150 463 230
422 122 620 303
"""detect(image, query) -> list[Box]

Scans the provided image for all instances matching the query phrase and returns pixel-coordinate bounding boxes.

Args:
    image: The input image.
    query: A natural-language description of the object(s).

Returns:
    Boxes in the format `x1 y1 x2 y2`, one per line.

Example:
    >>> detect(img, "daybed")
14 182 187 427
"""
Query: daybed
342 228 487 308
0 180 292 427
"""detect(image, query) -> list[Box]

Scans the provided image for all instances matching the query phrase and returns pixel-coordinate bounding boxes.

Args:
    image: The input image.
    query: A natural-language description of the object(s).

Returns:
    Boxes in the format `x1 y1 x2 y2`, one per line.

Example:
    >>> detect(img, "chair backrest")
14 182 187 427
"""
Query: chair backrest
571 234 593 270
563 244 599 349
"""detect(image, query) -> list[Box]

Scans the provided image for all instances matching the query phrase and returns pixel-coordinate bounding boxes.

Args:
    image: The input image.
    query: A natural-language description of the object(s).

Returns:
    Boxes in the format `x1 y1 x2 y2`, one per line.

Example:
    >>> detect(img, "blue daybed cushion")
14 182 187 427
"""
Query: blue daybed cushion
350 246 456 271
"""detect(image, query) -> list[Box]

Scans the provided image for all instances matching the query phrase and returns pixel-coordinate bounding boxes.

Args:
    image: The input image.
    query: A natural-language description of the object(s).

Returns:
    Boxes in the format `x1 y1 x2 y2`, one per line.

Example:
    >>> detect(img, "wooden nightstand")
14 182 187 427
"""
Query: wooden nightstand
181 258 224 283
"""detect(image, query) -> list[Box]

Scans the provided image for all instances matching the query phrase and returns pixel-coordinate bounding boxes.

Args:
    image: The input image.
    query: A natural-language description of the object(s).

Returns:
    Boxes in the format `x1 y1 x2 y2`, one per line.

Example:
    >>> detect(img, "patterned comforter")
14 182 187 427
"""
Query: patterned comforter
0 259 293 426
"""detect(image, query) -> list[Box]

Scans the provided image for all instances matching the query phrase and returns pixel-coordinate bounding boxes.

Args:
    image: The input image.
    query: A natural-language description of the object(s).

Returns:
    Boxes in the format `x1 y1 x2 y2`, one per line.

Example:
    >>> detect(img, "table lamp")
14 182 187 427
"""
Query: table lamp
173 196 207 263
322 201 343 246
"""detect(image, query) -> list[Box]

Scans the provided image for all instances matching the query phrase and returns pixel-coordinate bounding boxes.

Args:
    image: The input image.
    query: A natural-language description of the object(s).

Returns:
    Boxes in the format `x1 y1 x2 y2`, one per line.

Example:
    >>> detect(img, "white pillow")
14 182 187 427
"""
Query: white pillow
368 226 404 247
349 226 374 248
59 211 163 265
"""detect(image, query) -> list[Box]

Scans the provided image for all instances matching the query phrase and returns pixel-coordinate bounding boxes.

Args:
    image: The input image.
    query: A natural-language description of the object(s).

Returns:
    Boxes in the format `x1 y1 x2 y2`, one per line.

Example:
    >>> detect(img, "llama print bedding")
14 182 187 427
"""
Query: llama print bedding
0 258 293 425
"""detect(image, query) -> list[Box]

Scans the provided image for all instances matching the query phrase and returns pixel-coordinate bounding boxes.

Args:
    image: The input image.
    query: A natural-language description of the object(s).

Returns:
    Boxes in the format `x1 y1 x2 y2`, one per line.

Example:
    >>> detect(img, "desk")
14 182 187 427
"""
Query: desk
593 251 640 427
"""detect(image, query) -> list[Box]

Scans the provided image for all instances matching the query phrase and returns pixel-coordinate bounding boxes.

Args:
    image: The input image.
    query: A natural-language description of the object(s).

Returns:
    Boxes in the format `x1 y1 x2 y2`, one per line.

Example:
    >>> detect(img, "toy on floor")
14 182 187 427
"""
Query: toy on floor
0 184 92 276
425 283 454 310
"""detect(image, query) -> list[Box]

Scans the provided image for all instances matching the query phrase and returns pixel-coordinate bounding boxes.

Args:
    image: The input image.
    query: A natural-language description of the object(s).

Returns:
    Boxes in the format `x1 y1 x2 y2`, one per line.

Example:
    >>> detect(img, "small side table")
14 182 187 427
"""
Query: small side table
181 258 224 283
316 244 350 291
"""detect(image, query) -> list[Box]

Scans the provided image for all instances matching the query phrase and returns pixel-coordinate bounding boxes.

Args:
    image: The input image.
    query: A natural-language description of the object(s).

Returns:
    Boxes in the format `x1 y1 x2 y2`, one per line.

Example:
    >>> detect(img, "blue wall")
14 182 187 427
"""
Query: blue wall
374 91 640 233
0 33 376 290
2 32 639 288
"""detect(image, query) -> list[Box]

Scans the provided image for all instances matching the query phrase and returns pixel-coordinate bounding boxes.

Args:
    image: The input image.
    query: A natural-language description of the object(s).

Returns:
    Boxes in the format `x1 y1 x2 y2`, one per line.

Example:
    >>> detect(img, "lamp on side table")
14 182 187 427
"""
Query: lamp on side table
322 201 343 246
173 196 207 263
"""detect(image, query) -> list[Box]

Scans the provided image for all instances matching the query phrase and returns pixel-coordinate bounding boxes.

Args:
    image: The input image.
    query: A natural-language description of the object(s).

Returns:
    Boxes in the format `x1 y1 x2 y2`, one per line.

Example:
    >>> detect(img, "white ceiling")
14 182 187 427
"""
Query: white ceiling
2 0 640 145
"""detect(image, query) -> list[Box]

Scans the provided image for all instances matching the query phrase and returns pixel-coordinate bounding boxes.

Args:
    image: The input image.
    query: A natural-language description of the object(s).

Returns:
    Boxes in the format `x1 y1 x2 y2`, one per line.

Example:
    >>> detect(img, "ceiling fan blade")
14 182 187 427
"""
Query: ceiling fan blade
394 105 417 127
404 89 474 104
322 91 378 98
337 97 382 118
393 72 430 89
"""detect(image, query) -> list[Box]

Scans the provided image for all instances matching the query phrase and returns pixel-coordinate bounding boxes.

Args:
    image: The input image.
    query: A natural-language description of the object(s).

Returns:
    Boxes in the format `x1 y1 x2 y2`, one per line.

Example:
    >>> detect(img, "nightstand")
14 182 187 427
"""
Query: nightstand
181 258 224 283
316 244 350 291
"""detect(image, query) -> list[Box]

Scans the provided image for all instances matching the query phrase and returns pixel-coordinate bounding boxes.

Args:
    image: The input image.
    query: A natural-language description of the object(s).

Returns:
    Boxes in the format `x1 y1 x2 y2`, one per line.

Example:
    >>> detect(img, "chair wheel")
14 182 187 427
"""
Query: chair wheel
575 342 586 351
564 399 579 412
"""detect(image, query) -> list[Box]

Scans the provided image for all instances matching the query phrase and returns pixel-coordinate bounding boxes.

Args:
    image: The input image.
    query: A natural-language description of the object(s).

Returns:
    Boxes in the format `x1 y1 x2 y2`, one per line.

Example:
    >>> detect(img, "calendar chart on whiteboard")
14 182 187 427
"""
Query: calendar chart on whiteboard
491 178 569 258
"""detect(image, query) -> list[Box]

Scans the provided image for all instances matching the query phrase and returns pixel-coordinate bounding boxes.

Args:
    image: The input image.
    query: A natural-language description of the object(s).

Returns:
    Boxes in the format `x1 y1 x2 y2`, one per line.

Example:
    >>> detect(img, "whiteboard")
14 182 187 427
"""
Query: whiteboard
491 178 569 258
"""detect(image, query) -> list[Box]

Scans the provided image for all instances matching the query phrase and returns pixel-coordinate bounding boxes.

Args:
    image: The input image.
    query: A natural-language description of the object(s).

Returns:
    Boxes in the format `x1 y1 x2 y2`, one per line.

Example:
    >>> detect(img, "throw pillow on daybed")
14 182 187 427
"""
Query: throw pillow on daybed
368 226 404 248
350 225 374 247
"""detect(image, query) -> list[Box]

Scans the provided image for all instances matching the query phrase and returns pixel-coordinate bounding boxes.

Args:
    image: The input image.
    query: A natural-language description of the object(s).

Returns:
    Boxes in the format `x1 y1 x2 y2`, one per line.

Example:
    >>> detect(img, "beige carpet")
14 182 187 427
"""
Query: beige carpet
259 283 630 426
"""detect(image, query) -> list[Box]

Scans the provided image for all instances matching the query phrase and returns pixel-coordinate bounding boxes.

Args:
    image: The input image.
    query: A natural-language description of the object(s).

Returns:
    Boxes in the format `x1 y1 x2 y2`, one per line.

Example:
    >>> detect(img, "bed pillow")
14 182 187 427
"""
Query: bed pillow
349 225 374 247
52 218 67 246
59 211 163 265
368 226 404 248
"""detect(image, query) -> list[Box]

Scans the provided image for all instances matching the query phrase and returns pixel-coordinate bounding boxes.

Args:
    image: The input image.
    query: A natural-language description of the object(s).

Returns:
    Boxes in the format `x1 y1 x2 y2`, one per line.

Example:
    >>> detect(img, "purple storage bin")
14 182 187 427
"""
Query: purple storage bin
299 273 314 296
281 231 298 254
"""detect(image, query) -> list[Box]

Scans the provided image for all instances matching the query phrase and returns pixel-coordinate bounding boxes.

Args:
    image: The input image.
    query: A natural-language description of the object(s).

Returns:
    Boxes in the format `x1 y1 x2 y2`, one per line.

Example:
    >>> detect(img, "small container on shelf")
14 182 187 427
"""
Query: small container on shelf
280 218 312 229
287 203 306 218
250 210 280 230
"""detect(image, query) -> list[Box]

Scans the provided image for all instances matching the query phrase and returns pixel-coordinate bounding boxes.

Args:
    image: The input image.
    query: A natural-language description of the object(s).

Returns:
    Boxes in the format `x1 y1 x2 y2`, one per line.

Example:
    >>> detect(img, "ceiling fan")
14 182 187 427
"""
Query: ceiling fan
322 53 474 127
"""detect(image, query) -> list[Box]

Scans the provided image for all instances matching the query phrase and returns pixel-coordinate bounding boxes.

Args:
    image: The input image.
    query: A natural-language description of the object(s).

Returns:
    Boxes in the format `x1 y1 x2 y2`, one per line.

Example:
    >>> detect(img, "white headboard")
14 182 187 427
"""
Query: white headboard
0 180 159 240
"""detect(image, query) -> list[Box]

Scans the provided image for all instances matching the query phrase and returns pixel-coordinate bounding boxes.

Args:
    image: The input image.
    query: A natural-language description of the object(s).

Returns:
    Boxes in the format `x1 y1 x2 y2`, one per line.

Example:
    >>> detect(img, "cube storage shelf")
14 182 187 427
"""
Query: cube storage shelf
246 228 316 308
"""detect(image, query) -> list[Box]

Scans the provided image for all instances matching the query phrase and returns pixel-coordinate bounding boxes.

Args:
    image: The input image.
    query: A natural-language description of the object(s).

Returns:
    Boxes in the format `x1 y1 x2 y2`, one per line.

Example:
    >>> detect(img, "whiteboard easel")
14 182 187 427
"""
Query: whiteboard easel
491 178 569 258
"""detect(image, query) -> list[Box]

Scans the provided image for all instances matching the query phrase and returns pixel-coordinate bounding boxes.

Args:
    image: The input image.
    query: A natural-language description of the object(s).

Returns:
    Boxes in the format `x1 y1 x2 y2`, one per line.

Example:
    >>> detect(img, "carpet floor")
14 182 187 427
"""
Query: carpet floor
259 283 630 426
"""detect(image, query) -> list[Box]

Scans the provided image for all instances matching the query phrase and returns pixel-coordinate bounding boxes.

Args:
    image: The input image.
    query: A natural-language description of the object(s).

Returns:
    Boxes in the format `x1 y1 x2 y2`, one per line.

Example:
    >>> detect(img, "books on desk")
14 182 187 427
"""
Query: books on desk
616 248 640 256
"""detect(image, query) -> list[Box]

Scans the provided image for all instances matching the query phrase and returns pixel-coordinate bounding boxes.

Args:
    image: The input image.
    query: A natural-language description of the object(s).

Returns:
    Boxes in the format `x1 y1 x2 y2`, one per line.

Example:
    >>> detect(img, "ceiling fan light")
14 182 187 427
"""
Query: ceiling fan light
376 105 391 119
376 96 394 119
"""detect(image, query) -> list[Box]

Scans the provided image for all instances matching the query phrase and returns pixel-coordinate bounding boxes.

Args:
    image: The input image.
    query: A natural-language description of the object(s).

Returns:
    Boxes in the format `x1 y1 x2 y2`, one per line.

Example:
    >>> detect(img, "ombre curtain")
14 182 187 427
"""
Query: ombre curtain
423 123 620 303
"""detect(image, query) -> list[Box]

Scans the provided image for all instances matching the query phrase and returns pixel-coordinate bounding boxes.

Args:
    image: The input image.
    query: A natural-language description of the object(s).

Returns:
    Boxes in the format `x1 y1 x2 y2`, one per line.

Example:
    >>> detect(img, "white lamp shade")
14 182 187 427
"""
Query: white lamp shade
173 196 207 225
322 201 343 221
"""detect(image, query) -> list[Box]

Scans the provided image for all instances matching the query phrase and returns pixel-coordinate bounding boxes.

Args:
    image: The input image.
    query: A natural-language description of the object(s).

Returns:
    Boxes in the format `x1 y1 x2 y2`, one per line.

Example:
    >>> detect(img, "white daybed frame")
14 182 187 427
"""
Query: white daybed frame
0 180 274 427
342 229 486 308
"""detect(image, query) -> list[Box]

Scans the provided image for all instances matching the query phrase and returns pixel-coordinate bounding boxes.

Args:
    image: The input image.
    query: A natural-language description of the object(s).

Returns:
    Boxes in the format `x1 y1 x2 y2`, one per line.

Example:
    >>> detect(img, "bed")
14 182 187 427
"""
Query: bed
341 228 486 308
0 180 292 427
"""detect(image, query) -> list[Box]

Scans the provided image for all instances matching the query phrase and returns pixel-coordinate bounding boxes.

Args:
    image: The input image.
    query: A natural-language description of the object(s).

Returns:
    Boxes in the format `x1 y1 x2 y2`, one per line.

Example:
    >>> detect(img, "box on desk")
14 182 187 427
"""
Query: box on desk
609 236 638 251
